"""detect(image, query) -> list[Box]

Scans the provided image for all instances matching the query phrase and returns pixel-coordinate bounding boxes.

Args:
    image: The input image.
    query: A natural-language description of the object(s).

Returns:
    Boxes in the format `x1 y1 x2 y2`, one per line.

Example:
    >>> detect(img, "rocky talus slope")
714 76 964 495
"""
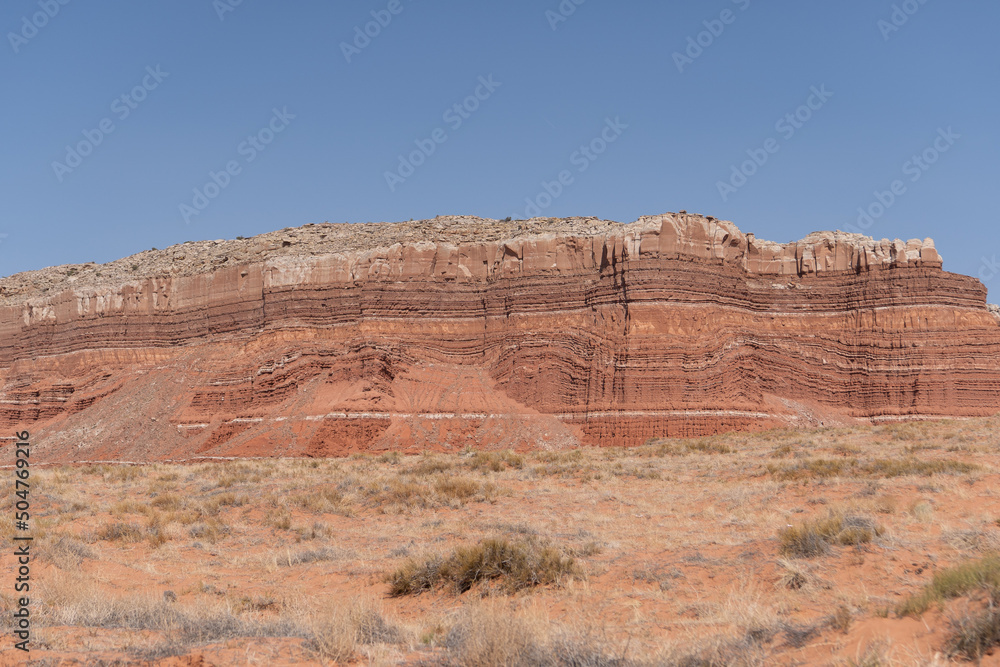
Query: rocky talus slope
1 214 998 461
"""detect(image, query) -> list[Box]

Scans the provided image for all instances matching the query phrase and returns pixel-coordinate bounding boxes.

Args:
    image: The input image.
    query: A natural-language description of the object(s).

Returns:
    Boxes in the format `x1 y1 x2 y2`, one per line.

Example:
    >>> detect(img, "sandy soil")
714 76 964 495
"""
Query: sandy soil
3 417 1000 665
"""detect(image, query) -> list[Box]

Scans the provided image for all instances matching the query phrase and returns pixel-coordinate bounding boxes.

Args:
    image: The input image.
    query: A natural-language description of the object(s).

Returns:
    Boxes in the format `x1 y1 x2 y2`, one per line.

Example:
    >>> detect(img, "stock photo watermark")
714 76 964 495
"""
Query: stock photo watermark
673 0 751 73
341 0 411 64
384 75 502 192
716 85 833 202
7 0 72 54
213 0 246 21
178 107 295 224
546 0 587 31
980 255 1000 284
519 117 628 219
847 127 959 234
878 0 932 41
51 65 170 183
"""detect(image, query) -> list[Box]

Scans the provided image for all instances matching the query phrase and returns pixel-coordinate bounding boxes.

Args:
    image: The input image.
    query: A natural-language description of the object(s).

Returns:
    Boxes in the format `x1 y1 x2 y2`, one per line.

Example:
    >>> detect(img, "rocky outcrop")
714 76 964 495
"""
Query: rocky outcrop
1 213 998 461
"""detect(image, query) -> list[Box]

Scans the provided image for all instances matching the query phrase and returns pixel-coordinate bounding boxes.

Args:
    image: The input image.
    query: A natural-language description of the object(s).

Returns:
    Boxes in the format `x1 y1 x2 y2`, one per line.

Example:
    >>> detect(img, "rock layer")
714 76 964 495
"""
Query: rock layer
1 213 998 461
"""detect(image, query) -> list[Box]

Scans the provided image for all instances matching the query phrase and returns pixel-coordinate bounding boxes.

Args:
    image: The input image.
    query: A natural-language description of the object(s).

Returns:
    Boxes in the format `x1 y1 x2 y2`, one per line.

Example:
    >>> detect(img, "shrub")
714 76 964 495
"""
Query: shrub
387 537 577 596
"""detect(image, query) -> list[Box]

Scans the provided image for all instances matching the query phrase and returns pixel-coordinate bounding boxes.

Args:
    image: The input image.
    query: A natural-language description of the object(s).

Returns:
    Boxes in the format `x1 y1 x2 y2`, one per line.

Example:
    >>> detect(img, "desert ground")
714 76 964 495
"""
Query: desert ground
4 417 1000 666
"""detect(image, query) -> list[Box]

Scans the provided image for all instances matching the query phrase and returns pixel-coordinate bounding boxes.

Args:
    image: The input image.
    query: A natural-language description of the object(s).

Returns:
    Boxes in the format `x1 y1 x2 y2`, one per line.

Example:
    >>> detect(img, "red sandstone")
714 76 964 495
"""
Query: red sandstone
1 213 997 461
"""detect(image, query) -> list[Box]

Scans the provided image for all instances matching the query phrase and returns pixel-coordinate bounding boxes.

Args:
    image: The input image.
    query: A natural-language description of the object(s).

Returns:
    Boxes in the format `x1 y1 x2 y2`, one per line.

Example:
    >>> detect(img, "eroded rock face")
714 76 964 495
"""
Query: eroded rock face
1 213 998 461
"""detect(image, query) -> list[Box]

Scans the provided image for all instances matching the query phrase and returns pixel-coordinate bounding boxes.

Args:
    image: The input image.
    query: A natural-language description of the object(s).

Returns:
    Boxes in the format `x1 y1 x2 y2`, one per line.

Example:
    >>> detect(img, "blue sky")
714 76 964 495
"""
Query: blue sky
2 0 998 298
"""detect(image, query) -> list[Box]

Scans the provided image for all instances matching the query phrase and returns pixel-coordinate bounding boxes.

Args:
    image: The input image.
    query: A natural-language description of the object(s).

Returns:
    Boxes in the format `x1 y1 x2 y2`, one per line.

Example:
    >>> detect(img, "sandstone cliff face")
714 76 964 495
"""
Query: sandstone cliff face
1 214 998 462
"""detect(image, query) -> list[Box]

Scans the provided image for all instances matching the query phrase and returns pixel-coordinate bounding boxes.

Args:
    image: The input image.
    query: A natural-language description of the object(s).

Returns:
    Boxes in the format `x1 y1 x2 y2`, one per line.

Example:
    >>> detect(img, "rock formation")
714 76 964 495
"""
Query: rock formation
1 213 998 461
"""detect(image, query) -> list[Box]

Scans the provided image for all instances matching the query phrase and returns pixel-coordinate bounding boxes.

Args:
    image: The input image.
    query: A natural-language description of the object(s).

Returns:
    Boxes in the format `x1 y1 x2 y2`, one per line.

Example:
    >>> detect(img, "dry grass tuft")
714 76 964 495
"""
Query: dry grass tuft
40 535 97 568
387 537 578 596
897 554 1000 616
467 450 525 472
96 521 145 543
187 519 231 544
945 599 1000 662
778 512 882 558
278 546 342 567
307 598 407 663
440 602 632 667
150 493 182 511
291 487 347 514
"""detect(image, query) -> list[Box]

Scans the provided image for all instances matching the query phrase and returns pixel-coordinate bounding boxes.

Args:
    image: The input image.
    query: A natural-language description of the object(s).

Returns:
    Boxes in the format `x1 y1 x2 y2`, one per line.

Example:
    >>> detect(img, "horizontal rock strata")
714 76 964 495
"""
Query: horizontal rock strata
1 213 998 461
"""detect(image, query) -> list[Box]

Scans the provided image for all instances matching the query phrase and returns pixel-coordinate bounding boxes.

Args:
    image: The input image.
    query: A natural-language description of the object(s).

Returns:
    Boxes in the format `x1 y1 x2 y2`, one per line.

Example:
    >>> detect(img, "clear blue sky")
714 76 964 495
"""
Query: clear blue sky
2 0 998 298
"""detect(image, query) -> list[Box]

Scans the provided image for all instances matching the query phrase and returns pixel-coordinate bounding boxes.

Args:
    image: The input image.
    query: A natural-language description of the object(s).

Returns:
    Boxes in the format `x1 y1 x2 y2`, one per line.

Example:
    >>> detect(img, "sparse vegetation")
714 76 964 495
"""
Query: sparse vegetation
767 457 979 480
898 554 1000 616
21 415 1000 663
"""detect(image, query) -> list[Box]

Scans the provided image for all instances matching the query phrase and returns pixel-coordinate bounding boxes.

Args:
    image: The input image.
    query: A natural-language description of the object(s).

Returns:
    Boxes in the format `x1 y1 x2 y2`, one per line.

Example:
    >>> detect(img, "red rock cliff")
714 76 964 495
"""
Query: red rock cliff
1 214 998 461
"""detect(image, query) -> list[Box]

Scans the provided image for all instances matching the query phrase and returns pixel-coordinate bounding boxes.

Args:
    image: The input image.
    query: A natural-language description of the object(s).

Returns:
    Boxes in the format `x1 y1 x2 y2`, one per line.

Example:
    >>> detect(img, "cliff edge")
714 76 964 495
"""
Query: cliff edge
1 213 998 462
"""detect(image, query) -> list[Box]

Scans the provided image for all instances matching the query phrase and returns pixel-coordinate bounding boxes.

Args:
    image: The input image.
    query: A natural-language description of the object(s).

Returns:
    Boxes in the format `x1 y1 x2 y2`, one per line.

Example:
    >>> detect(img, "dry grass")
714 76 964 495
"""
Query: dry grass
467 450 525 472
96 521 146 543
439 601 633 667
38 571 304 657
778 512 883 558
387 537 578 596
16 415 1000 664
944 600 1000 662
308 598 408 663
767 457 980 481
897 554 1000 616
